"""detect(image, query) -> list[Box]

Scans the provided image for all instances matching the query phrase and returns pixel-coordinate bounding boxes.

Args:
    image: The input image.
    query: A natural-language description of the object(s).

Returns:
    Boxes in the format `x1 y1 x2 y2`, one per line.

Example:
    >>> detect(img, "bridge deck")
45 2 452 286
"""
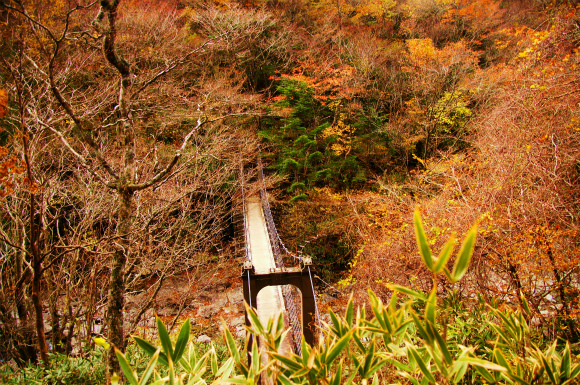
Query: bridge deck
245 197 286 328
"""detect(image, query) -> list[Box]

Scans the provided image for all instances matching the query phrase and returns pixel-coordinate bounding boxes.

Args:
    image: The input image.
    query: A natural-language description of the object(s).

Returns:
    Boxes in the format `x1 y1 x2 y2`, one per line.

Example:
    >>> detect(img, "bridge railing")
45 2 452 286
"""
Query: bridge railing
242 157 324 355
256 158 305 354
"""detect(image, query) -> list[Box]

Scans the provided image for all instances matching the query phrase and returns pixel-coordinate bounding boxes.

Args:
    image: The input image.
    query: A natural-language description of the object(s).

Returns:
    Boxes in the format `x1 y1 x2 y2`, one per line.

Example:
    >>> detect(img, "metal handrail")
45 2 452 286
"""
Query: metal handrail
241 155 323 355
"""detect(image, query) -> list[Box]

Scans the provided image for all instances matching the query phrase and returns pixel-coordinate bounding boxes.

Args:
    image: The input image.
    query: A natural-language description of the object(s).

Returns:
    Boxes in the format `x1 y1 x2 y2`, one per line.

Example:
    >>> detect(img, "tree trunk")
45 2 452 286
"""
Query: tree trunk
48 275 62 353
30 194 50 367
547 247 579 342
15 228 29 324
32 261 49 366
106 188 133 374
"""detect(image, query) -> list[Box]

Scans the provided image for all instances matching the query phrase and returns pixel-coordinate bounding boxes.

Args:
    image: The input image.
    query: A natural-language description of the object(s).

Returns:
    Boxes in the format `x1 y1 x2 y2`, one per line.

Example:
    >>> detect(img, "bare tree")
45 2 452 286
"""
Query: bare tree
1 0 267 375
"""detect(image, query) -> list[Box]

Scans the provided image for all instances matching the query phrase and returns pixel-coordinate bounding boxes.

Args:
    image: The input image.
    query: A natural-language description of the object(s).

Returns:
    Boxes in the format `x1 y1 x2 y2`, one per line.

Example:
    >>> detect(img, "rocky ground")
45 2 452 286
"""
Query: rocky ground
124 256 346 346
124 257 247 344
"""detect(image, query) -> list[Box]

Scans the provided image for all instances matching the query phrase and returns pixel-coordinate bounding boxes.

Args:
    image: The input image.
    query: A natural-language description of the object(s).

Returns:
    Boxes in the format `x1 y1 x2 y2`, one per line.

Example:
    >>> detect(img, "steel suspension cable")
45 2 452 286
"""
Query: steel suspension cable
256 156 328 353
256 157 306 353
240 162 252 309
308 266 324 347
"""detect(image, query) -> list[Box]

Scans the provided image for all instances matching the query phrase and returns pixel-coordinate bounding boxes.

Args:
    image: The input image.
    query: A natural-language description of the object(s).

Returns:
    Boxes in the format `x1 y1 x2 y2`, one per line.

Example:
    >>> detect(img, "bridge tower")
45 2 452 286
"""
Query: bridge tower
241 256 317 356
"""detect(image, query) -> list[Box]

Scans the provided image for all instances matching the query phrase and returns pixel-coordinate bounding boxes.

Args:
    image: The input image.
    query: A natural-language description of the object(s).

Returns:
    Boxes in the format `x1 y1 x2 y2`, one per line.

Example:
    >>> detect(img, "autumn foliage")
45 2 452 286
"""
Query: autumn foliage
1 0 580 377
268 0 580 343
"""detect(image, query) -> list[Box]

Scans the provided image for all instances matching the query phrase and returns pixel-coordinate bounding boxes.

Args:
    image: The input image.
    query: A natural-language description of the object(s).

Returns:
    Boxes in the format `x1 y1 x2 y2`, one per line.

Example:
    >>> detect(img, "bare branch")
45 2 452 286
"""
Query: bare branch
33 117 117 187
131 33 228 98
127 272 165 334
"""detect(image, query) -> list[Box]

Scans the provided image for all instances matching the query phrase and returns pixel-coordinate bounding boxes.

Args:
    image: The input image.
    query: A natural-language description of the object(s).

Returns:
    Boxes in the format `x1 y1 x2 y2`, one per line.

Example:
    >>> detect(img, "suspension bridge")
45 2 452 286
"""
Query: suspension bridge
240 159 322 359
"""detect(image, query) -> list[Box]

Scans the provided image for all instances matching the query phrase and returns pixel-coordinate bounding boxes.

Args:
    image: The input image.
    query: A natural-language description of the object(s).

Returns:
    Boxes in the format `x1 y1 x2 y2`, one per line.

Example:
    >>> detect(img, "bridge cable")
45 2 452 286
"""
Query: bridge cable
257 158 304 353
256 156 324 354
240 162 253 309
307 266 325 347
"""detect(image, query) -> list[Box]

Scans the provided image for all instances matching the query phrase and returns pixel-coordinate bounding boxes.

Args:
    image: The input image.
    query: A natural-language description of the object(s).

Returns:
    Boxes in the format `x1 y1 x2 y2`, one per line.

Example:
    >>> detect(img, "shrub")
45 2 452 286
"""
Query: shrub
0 351 106 385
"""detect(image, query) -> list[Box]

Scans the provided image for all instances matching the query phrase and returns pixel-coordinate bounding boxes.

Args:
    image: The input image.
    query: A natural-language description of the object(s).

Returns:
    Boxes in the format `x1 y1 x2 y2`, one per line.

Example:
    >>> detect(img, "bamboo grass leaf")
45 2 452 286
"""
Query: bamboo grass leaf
215 357 235 380
389 291 399 313
425 288 437 325
278 372 299 385
329 360 343 385
134 336 169 366
520 292 532 316
270 353 303 371
450 224 477 283
414 208 434 271
457 356 507 372
451 362 468 384
411 312 433 345
473 365 495 383
244 302 265 336
506 373 531 385
428 321 452 365
434 236 456 273
329 310 342 336
540 353 558 385
493 348 512 374
172 318 190 362
223 323 241 366
209 345 219 376
346 295 354 326
408 344 436 384
388 359 413 372
157 316 174 359
561 342 571 380
139 348 160 385
367 360 388 379
168 358 175 385
115 348 139 385
391 285 427 302
569 363 580 379
362 342 376 376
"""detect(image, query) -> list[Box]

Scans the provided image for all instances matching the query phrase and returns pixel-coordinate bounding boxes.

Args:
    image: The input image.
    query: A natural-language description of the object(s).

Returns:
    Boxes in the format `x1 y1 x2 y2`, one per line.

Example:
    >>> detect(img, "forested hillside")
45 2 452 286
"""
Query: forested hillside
1 0 579 383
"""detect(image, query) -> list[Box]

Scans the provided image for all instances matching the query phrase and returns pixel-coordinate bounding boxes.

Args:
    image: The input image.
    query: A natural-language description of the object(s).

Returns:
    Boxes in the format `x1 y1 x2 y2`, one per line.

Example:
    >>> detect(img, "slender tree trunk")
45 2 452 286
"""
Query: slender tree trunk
30 194 50 367
65 289 74 355
106 188 133 374
48 274 61 353
547 247 579 342
15 227 29 323
32 262 49 366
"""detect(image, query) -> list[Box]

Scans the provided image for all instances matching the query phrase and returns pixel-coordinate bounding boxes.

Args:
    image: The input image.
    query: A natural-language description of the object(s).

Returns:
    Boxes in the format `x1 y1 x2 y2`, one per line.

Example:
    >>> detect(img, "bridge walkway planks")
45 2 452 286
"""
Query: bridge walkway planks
245 196 293 360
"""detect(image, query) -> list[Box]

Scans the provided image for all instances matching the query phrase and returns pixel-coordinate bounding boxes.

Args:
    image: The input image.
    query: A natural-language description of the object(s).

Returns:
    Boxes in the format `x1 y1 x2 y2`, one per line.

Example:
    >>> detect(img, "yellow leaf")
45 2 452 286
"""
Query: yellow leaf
110 373 120 384
94 337 110 350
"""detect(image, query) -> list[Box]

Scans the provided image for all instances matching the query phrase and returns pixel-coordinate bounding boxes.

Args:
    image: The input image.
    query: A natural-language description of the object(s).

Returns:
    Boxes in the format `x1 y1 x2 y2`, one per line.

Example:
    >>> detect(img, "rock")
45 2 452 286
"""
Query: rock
228 316 245 329
196 293 228 318
235 326 245 339
214 277 232 291
156 305 180 317
214 292 228 309
227 289 244 305
197 335 211 344
197 305 216 319
319 293 336 305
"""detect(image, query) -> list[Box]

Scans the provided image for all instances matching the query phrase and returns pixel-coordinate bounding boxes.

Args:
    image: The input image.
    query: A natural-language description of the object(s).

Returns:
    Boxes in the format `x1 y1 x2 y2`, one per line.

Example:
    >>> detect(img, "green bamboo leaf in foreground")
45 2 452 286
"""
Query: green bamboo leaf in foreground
414 208 434 271
434 236 456 273
326 330 355 365
407 343 436 383
450 224 478 283
114 348 139 385
157 316 174 360
134 336 169 366
390 285 427 301
172 318 191 362
139 348 161 385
